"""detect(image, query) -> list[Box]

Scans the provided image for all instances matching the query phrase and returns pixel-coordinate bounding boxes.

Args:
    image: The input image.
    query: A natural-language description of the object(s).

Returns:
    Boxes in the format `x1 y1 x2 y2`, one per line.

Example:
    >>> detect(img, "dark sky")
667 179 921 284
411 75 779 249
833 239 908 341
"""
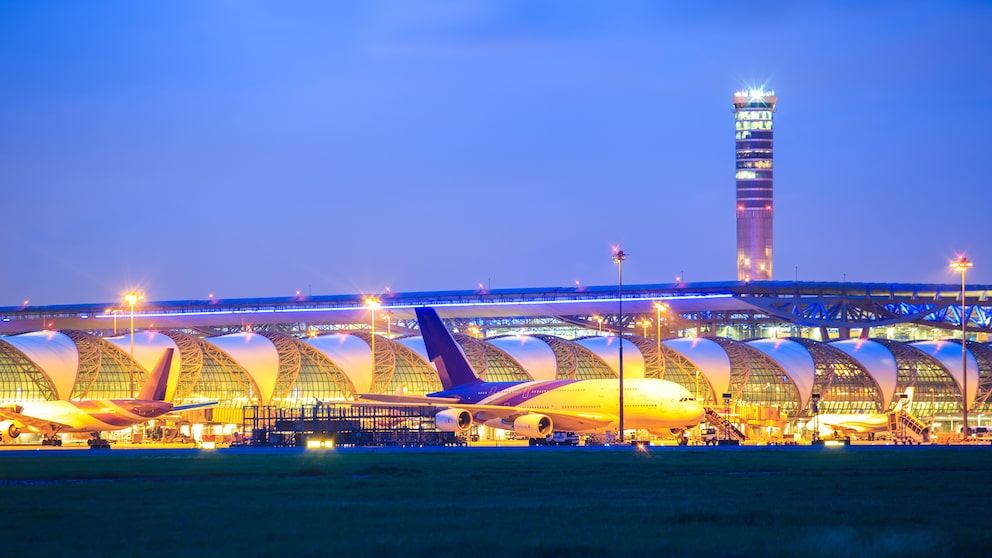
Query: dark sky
3 1 991 306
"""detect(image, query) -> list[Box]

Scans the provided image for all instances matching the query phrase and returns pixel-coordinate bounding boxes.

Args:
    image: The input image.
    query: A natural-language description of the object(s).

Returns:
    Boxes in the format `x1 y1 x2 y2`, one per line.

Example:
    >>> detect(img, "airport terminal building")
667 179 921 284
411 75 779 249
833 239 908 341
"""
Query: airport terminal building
2 280 991 443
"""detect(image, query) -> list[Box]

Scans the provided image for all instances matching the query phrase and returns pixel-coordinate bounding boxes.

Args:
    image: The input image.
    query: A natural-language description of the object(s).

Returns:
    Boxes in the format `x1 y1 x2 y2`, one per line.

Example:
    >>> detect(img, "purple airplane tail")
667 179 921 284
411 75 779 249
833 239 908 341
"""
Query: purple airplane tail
415 307 482 390
137 348 174 401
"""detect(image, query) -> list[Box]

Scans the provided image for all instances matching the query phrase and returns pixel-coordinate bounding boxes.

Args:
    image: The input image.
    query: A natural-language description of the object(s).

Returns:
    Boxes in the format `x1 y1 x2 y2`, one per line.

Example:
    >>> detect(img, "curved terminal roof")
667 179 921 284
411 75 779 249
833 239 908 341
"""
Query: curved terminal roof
395 337 428 362
830 339 899 408
663 338 731 395
746 338 817 407
306 334 374 393
208 333 280 405
573 336 645 379
106 331 181 401
912 340 980 406
3 331 78 400
487 336 557 381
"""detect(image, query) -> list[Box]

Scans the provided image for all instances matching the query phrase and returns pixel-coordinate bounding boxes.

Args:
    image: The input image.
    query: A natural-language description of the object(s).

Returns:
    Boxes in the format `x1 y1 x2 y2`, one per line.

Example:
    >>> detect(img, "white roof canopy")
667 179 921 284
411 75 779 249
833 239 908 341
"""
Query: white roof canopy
4 331 78 400
208 333 280 405
746 338 817 408
663 338 732 396
830 339 899 408
574 336 644 379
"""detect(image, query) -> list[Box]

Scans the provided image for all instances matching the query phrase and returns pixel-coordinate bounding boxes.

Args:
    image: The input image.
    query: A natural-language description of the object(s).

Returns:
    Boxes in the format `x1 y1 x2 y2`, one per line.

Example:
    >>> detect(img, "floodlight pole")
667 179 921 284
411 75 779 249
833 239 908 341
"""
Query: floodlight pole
365 297 381 371
613 249 627 443
951 256 972 439
125 293 141 396
654 302 667 379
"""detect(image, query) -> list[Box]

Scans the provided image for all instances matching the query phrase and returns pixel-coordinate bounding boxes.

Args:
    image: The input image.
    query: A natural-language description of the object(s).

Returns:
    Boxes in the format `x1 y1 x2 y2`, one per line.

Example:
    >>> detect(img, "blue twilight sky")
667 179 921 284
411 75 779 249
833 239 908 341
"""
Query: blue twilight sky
2 1 991 306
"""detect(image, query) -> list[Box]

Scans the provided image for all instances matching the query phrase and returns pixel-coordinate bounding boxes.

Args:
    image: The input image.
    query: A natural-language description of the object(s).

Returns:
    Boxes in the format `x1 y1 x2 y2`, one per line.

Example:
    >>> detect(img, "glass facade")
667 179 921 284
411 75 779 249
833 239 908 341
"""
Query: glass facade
790 338 883 414
185 336 260 409
960 340 992 413
454 333 532 382
360 333 443 396
710 337 801 416
529 334 616 380
0 340 57 401
624 336 716 403
290 340 357 403
872 339 961 418
63 331 144 400
733 89 777 281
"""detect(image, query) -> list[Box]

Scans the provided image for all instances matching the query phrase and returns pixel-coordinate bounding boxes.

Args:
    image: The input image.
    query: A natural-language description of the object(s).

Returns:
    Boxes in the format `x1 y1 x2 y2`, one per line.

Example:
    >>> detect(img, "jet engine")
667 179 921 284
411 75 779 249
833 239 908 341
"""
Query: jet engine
513 414 553 438
0 420 21 440
435 409 473 433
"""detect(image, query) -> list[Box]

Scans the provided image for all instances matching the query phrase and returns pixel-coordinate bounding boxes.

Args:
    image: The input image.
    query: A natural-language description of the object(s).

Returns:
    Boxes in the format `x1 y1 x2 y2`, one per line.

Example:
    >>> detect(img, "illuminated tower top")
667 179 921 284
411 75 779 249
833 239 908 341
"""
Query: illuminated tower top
733 88 777 282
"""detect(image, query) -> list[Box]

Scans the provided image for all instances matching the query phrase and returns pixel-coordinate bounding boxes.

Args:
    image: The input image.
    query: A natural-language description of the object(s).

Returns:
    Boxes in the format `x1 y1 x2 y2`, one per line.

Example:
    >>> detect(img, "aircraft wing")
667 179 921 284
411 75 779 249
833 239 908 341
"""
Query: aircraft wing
455 404 616 431
173 402 218 412
354 396 616 431
357 394 461 405
0 407 60 435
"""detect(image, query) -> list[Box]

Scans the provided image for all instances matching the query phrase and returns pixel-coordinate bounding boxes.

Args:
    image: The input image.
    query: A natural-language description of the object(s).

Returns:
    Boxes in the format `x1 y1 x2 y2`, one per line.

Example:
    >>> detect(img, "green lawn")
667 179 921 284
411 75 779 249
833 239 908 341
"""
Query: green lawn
3 446 991 557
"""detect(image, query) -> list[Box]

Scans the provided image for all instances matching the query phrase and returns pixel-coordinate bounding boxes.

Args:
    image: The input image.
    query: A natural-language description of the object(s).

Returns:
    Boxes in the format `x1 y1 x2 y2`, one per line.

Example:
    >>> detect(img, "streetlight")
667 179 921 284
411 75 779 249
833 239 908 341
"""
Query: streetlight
106 308 120 336
593 315 604 334
654 302 668 378
124 292 143 396
951 255 973 438
364 297 381 363
382 311 393 339
639 319 651 338
613 248 626 443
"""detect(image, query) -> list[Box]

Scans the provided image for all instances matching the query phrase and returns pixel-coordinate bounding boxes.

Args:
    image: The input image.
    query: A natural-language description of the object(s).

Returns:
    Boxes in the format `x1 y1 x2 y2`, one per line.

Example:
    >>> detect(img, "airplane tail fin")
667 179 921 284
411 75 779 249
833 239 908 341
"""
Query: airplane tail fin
415 307 482 390
138 348 175 401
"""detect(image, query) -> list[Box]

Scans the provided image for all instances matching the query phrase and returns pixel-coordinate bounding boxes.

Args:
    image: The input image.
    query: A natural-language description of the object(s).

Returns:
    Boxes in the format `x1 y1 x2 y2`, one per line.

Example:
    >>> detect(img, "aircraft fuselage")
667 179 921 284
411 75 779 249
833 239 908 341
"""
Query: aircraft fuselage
431 377 704 433
15 399 175 434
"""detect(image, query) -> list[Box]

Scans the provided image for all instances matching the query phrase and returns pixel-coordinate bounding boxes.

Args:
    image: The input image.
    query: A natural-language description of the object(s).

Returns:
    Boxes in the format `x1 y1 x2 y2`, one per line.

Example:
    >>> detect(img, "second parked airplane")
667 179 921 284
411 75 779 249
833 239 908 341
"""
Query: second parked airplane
0 348 214 448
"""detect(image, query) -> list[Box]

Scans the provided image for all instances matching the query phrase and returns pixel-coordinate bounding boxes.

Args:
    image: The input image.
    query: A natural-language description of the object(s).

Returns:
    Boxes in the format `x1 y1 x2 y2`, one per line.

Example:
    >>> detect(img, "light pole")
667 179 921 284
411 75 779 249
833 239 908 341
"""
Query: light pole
654 302 667 378
613 249 626 443
106 308 120 336
382 312 392 339
365 297 381 364
124 292 142 396
593 315 603 334
951 255 972 438
639 319 651 338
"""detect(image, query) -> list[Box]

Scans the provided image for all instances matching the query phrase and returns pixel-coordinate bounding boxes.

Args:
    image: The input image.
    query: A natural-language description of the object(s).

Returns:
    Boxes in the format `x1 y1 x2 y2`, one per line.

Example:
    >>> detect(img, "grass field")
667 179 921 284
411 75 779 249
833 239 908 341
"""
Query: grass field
3 446 992 557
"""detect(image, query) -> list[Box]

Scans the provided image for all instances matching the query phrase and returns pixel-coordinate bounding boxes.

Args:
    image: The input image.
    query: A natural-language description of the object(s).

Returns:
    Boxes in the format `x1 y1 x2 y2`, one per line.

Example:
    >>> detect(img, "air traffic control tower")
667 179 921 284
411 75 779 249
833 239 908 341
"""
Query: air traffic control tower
733 88 777 281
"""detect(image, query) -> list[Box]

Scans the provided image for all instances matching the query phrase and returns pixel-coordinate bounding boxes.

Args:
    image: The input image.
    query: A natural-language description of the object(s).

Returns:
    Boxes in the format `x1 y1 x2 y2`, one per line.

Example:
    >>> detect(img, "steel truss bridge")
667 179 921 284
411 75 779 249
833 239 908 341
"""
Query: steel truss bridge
2 281 991 338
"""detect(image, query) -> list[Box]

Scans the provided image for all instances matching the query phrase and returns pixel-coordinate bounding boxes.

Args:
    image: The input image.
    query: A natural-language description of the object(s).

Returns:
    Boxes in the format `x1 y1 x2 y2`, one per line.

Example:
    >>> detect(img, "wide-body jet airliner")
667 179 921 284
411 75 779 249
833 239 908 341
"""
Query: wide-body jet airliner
806 388 916 439
359 307 705 439
0 348 213 448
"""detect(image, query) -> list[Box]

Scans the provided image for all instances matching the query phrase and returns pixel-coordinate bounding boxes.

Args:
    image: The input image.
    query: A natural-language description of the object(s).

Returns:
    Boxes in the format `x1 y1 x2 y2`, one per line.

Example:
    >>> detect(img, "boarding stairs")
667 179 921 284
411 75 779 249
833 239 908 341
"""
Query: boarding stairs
887 410 929 443
704 407 747 442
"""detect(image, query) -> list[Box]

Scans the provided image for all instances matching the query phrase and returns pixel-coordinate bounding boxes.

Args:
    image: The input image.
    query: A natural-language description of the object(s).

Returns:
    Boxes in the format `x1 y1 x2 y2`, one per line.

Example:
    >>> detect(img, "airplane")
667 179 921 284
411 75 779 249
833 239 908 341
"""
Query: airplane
805 387 917 440
358 307 705 440
0 348 214 448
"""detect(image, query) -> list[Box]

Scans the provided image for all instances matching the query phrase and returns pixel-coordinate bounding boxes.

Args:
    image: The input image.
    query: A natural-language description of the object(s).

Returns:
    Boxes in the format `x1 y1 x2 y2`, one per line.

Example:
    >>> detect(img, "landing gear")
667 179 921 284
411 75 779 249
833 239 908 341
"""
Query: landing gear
87 433 111 449
41 436 63 447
